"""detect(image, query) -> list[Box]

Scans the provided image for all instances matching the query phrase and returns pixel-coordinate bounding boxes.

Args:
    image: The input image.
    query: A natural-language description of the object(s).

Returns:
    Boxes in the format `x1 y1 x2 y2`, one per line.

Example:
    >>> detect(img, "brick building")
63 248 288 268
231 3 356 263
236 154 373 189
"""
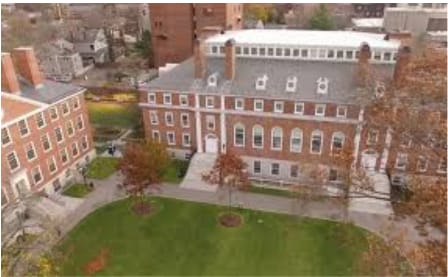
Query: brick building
139 29 446 187
149 3 243 67
1 48 95 207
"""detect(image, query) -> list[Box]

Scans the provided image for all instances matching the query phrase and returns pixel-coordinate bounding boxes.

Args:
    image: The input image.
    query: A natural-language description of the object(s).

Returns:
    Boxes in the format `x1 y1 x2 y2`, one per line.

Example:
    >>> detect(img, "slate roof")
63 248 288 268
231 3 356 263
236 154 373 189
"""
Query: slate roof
18 78 84 104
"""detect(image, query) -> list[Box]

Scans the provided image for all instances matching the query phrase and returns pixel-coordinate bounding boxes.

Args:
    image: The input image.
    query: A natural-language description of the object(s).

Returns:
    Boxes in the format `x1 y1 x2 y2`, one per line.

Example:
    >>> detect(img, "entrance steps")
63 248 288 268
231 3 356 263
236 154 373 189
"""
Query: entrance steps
180 153 218 192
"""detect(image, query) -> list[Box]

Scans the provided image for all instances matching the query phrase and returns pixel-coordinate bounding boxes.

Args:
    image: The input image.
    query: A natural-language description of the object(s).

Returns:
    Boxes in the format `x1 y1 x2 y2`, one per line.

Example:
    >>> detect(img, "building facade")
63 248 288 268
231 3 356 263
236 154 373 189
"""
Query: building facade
149 3 243 67
1 48 95 207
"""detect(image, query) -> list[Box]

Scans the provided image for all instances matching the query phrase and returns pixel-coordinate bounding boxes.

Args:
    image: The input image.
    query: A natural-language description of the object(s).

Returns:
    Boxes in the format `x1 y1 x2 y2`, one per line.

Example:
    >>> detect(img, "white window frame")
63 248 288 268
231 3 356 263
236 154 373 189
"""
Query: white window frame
24 142 37 161
31 166 43 185
181 113 190 128
2 127 12 147
336 106 347 118
235 98 244 110
274 101 284 113
50 106 59 121
206 115 215 131
18 119 30 137
253 160 261 174
294 102 304 115
163 93 172 105
55 127 64 144
148 92 156 104
66 120 75 137
48 156 57 174
71 142 79 157
271 163 280 176
206 96 214 108
165 112 174 126
290 128 303 153
290 164 299 178
331 132 345 154
328 169 339 182
77 115 85 130
285 76 297 92
149 111 158 125
416 156 428 172
395 153 408 170
182 133 191 147
252 125 264 149
81 135 89 150
367 129 379 145
7 151 20 172
152 130 160 142
60 147 69 165
234 123 245 147
61 102 70 116
437 158 447 173
315 104 326 117
35 112 46 129
166 131 176 145
180 94 189 106
41 133 52 152
271 127 283 151
254 99 264 112
73 96 80 110
310 130 323 154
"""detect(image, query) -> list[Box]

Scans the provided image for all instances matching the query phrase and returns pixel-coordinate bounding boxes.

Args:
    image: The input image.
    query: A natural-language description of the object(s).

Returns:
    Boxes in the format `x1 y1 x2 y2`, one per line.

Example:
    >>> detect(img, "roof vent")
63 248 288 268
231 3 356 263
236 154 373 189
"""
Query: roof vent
285 76 297 92
255 74 268 90
316 77 329 94
207 72 218 87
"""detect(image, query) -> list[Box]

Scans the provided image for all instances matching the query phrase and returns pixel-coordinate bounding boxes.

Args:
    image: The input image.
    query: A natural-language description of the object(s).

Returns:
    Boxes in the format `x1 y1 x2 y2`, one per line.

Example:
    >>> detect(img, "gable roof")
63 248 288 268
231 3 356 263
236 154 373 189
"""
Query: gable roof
1 93 43 125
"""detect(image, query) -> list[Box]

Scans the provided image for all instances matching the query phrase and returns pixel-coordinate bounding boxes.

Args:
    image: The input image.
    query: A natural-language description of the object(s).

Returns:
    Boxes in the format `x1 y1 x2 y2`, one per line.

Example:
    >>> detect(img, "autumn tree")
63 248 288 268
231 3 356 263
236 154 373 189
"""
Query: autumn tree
119 140 170 214
202 152 250 227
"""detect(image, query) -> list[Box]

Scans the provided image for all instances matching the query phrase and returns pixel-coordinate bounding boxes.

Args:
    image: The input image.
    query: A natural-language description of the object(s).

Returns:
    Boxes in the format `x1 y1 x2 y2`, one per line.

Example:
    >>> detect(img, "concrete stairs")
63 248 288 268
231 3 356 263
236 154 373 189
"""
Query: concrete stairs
180 153 218 192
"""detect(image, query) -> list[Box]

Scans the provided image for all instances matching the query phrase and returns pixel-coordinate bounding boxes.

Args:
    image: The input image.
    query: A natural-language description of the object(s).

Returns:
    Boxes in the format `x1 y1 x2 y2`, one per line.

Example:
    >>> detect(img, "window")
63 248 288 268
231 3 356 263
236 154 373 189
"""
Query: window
346 50 354 59
374 52 381 61
163 93 172 105
438 158 447 173
253 160 261 174
243 47 249 55
417 156 428 172
25 142 36 161
50 107 58 120
254 99 264 112
180 94 188 106
251 47 257 55
73 96 80 110
31 166 43 185
150 111 158 125
318 49 326 58
329 169 338 182
81 136 88 150
236 46 241 55
181 113 189 128
207 74 217 87
276 48 283 56
337 106 347 118
148 93 156 104
274 101 284 113
2 128 11 146
315 104 326 116
55 127 64 143
290 128 303 153
234 123 245 147
206 96 214 108
182 133 191 147
294 102 304 115
66 120 74 136
290 165 299 178
271 163 280 175
285 76 297 92
311 130 323 154
336 50 344 59
7 152 19 171
36 112 46 128
60 148 69 164
152 130 160 142
384 52 391 61
41 133 51 152
327 49 335 58
255 75 268 90
316 77 329 94
268 48 274 56
167 132 175 145
259 48 266 56
252 125 263 148
395 153 408 170
62 102 69 115
206 115 215 130
18 119 29 137
77 115 84 130
235 98 244 110
293 49 300 57
301 49 308 57
48 156 57 174
71 142 79 157
212 46 218 54
331 132 345 154
271 127 283 150
165 112 174 126
367 129 379 145
284 48 291 56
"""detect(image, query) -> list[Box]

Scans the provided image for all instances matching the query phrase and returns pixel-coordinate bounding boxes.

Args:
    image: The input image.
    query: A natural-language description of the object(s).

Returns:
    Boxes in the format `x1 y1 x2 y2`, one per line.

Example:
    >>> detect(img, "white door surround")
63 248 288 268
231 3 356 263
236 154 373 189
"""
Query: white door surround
205 134 218 153
361 149 379 171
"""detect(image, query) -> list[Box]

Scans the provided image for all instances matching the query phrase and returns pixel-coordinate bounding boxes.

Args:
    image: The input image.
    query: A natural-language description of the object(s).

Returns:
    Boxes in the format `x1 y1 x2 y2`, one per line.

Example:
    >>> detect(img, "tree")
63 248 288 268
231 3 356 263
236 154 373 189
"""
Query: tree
134 30 153 67
202 152 250 227
309 4 334 30
119 140 170 214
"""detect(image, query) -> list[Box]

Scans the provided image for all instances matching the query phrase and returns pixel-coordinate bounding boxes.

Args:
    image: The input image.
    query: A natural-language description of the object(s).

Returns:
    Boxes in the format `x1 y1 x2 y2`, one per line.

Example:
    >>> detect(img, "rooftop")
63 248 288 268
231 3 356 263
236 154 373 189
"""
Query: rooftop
1 93 42 124
205 29 400 50
18 79 84 104
352 18 384 28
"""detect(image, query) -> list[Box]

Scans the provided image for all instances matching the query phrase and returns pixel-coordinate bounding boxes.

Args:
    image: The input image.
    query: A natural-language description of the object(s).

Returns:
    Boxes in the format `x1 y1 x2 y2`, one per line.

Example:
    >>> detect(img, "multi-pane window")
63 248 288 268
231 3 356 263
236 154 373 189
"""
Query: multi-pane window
254 99 264 112
152 130 160 142
290 165 299 178
150 111 158 125
41 133 51 151
271 163 280 175
181 113 190 128
2 128 11 146
206 115 215 130
234 123 245 147
77 115 84 130
180 94 189 106
235 98 244 110
336 106 347 118
367 129 379 145
417 156 428 172
50 107 58 120
36 112 46 128
148 93 156 104
81 136 88 150
271 127 283 150
252 125 263 148
274 101 284 113
294 102 304 115
73 96 80 109
25 142 36 160
71 142 79 157
331 132 345 154
311 130 323 154
55 127 64 143
167 132 175 145
346 50 354 59
165 112 174 126
182 133 191 147
315 104 326 116
163 93 172 105
18 119 29 137
336 50 344 59
66 120 74 136
395 153 408 169
290 128 303 152
48 156 57 174
7 152 19 171
60 148 69 164
31 166 43 184
62 102 69 115
206 96 214 108
253 160 261 174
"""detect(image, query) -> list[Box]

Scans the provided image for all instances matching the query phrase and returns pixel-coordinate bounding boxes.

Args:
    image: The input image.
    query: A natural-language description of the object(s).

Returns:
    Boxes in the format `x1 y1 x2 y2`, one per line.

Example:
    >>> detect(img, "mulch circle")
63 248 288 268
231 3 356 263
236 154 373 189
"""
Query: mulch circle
218 212 243 228
131 201 153 216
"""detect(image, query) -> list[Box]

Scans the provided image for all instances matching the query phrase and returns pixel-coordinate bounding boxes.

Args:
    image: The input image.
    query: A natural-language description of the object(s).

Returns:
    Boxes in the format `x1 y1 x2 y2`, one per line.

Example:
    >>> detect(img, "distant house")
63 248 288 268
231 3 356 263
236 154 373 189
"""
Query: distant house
38 39 91 82
69 28 109 65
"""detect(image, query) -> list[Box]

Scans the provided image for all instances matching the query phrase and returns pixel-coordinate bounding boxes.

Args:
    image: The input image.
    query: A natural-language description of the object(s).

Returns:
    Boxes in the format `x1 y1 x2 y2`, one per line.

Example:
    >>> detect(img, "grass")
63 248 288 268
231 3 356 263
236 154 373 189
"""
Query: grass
86 157 121 179
63 183 93 198
162 160 190 184
59 197 369 276
248 185 295 198
87 102 140 128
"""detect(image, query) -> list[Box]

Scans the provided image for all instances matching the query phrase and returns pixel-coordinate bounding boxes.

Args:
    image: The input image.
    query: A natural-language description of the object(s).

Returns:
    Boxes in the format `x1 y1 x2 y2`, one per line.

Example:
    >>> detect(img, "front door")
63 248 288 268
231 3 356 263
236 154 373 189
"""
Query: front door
361 150 378 171
15 179 29 198
205 136 218 153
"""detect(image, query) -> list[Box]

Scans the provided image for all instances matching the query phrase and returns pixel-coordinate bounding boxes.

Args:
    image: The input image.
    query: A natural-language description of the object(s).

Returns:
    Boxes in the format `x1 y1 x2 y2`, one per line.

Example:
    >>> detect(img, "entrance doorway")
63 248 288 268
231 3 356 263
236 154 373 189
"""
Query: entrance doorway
361 149 379 171
205 134 218 153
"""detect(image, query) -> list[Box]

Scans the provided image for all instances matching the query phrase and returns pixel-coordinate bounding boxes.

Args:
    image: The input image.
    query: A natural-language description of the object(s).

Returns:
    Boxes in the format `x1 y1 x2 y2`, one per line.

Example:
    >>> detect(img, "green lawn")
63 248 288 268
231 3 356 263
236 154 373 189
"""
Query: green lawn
87 102 140 128
248 185 295 198
60 197 369 276
86 157 120 179
63 183 93 198
162 160 189 184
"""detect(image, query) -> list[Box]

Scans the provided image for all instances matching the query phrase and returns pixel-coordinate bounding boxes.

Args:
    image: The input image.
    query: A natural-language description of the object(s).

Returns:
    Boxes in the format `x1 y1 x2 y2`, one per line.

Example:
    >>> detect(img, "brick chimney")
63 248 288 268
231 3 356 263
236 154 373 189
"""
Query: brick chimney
12 47 43 88
393 46 411 88
1 53 20 94
194 39 206 79
224 39 236 80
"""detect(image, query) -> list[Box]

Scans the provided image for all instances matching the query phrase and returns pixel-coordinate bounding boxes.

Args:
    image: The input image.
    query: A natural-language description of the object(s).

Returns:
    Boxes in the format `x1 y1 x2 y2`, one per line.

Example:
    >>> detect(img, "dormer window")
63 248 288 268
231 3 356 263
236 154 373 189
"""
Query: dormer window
316 77 329 94
285 76 297 92
375 81 385 98
255 74 268 90
207 73 218 87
